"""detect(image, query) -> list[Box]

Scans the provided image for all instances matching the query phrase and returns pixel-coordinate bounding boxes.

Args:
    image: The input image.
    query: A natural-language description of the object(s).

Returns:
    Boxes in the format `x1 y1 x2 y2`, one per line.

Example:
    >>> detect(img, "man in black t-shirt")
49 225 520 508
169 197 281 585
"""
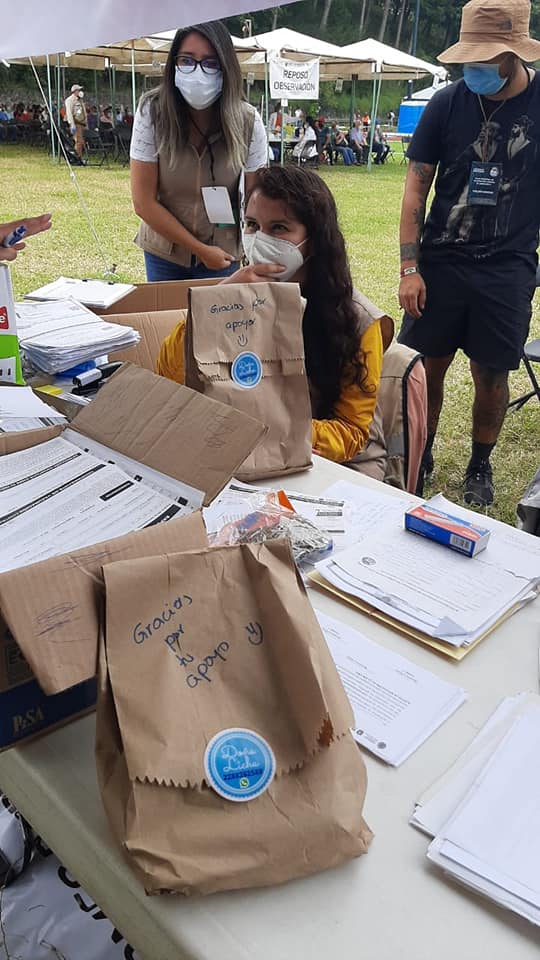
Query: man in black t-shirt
398 0 540 506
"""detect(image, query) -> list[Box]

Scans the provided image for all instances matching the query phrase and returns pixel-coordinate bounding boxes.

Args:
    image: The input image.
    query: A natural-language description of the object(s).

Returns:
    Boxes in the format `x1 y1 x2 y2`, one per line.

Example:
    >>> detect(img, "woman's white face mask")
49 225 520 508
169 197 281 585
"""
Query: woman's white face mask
175 65 223 111
242 231 308 282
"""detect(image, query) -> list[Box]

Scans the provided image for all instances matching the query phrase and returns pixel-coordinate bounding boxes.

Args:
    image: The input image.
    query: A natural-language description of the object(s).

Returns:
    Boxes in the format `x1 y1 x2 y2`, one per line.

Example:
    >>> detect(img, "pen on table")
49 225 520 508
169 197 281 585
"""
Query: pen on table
2 225 27 247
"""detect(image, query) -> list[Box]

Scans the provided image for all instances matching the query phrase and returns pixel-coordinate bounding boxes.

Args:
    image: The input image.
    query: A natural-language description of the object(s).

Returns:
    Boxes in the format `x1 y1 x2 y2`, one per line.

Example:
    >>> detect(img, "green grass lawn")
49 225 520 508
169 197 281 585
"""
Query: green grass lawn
1 144 538 525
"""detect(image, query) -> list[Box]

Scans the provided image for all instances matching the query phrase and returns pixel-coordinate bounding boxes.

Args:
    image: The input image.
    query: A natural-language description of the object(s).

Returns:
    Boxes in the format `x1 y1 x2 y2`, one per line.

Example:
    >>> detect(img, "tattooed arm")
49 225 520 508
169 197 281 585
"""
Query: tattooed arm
398 160 436 319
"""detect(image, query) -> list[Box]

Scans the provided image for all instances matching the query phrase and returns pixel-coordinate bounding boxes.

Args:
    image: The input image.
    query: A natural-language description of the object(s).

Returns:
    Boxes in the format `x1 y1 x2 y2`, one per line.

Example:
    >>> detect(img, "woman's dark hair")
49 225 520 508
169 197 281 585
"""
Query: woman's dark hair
141 21 247 170
248 165 368 419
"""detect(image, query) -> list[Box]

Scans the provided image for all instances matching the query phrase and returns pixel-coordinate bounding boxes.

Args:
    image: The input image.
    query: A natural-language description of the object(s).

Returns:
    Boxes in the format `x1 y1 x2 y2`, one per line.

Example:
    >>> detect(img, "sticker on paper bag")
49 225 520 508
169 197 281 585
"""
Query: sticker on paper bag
231 351 262 389
204 728 276 802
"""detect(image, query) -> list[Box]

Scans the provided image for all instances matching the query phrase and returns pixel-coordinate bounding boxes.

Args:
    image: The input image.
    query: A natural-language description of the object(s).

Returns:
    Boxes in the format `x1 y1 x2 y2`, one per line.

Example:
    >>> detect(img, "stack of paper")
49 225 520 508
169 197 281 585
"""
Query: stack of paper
0 433 204 573
15 299 140 374
412 694 540 926
317 611 466 765
313 492 540 656
0 385 66 432
24 276 135 309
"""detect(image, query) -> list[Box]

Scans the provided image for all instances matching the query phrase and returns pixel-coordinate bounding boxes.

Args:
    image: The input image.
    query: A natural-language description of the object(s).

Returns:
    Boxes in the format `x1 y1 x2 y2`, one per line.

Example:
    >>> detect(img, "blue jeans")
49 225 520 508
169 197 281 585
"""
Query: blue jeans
144 251 240 282
335 146 356 166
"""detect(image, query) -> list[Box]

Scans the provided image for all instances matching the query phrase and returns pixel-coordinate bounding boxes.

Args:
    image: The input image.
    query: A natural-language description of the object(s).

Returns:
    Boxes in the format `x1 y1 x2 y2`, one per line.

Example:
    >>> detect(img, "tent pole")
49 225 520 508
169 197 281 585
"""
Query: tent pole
264 52 270 164
280 102 285 165
46 54 55 161
367 71 377 171
56 54 61 163
350 74 357 128
94 69 98 111
131 42 137 115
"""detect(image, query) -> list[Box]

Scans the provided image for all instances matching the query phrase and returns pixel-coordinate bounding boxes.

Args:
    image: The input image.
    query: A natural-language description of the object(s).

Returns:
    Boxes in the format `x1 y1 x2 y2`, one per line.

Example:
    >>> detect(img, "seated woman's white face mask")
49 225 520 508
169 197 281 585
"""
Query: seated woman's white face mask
243 194 309 282
242 231 308 282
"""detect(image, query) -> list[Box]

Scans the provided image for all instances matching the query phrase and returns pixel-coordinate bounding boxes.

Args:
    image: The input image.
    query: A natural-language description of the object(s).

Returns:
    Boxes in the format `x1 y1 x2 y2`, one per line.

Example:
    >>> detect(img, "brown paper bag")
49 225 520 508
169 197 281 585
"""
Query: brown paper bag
184 282 313 481
96 541 372 896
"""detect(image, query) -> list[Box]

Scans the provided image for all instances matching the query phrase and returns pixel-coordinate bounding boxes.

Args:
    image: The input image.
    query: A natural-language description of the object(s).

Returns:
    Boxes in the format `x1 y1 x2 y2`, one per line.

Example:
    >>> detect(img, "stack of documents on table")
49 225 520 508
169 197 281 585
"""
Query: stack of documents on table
313 491 540 657
24 276 135 309
15 299 139 374
0 385 66 432
204 478 393 559
0 431 204 573
317 611 466 765
412 693 540 926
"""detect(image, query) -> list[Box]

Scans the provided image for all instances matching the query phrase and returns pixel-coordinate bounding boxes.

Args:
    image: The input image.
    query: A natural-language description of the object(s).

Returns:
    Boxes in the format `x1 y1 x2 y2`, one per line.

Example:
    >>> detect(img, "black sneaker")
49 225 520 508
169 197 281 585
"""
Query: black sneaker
464 459 494 507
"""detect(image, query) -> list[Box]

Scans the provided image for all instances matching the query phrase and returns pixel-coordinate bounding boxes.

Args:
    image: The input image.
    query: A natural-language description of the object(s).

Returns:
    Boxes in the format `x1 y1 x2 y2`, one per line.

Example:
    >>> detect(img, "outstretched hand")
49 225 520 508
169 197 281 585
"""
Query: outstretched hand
0 213 52 262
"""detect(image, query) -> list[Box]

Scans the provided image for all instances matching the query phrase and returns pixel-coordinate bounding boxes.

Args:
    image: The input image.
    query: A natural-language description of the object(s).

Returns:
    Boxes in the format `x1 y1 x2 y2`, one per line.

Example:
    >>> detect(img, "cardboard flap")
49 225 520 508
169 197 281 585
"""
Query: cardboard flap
101 309 185 372
0 424 63 457
0 512 208 694
69 363 266 504
103 541 352 788
189 282 306 366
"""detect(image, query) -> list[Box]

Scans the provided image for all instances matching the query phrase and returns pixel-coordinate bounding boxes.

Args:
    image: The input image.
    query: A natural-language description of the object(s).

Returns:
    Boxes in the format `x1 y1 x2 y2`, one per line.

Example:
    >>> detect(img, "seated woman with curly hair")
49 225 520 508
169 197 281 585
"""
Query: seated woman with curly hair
157 164 392 479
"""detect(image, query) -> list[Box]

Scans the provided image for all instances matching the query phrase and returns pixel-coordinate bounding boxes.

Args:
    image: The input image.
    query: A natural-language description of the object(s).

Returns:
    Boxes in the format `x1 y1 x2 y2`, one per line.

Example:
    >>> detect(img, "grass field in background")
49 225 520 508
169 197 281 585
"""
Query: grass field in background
1 144 538 525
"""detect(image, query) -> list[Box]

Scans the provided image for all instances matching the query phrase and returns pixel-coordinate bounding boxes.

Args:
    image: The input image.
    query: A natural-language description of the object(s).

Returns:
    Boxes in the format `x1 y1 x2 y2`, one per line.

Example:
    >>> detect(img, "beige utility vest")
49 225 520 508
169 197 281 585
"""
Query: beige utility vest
135 103 256 268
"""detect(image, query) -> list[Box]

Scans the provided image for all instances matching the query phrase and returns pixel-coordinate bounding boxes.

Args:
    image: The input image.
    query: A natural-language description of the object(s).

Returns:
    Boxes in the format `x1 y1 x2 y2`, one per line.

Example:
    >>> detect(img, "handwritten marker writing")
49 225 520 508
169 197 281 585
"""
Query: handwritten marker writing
2 225 27 248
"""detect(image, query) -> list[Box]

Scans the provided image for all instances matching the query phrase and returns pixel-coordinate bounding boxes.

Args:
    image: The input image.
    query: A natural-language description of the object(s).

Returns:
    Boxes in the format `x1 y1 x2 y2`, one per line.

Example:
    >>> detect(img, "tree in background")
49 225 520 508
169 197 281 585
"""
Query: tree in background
227 0 540 61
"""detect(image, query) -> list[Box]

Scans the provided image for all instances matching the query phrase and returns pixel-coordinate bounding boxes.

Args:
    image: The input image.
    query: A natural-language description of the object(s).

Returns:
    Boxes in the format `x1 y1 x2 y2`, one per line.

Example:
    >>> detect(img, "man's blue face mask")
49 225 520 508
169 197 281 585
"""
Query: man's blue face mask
463 62 508 96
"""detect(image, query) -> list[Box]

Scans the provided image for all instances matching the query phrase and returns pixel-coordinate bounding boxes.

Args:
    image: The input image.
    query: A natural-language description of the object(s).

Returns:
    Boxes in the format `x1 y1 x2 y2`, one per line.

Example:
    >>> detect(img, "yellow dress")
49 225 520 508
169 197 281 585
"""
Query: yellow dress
157 317 383 464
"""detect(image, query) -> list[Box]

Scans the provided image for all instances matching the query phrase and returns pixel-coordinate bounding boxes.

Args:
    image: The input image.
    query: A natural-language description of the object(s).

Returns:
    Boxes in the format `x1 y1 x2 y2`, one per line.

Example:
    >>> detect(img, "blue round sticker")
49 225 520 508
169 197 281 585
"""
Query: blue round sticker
231 352 262 389
204 728 276 802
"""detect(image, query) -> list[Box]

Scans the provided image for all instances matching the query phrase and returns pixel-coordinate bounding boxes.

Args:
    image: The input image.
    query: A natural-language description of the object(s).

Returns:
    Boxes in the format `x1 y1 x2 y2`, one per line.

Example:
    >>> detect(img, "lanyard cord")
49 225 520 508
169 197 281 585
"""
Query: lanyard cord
189 115 216 184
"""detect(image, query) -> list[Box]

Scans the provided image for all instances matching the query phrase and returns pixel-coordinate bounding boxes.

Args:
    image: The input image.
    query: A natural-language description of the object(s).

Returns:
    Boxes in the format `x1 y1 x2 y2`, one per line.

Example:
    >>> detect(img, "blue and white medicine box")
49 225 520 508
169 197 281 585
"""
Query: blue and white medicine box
405 502 490 557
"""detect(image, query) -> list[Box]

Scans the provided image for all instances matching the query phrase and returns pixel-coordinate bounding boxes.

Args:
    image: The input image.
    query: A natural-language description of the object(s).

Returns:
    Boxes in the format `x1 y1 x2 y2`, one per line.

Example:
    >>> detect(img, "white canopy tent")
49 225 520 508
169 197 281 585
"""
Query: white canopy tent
339 38 448 83
339 39 448 168
0 0 299 61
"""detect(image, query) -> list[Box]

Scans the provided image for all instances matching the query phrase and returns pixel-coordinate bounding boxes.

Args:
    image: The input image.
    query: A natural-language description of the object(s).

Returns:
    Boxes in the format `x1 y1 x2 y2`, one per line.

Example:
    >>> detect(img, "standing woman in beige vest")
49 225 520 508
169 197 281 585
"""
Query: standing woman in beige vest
130 21 268 282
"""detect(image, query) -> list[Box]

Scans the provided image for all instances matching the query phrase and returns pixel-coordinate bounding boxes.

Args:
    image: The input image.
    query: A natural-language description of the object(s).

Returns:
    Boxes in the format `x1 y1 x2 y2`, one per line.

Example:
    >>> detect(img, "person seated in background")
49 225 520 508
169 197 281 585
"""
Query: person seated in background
373 124 390 164
294 107 305 136
349 118 369 164
317 116 334 164
331 121 356 166
292 115 318 161
99 105 114 127
86 105 99 131
268 103 282 135
157 164 389 477
361 111 370 131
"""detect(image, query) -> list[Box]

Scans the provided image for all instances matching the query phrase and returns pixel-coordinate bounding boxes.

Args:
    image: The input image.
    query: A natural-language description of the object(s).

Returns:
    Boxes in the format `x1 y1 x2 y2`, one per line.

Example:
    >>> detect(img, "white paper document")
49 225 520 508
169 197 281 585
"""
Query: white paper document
315 494 540 648
15 299 139 373
63 428 204 509
24 277 135 309
412 694 540 927
317 611 466 765
0 436 201 573
0 385 66 432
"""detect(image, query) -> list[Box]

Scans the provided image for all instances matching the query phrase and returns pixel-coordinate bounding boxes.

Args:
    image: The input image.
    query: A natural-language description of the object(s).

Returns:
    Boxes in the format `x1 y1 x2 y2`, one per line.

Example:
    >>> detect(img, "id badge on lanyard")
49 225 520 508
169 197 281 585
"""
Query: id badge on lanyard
467 161 502 206
201 186 236 226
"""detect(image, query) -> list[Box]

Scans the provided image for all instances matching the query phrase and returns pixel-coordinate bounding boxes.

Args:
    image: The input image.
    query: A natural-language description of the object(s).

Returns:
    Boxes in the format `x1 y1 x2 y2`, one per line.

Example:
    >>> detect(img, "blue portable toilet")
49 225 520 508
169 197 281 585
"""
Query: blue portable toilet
397 101 426 134
398 81 451 135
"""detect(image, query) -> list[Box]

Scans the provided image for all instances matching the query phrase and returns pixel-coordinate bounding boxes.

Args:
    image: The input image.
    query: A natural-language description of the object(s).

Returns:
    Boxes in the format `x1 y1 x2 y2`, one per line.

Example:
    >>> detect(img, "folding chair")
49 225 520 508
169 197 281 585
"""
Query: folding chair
400 135 412 165
83 129 110 167
507 339 540 410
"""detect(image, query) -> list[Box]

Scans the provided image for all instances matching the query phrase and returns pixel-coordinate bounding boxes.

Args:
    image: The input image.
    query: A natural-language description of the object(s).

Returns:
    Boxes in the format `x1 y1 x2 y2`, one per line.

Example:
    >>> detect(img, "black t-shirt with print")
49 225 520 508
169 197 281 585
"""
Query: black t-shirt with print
407 73 540 261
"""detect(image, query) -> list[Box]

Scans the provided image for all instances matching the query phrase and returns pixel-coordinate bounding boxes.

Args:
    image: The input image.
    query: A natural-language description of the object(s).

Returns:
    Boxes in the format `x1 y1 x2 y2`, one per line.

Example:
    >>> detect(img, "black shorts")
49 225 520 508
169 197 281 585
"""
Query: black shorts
398 254 537 371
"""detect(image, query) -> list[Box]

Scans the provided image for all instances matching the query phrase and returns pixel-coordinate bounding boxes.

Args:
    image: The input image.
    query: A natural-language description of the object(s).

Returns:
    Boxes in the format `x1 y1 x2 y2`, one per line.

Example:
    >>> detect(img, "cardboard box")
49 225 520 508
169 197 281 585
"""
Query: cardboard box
405 502 490 557
0 363 266 745
97 278 220 317
103 309 184 371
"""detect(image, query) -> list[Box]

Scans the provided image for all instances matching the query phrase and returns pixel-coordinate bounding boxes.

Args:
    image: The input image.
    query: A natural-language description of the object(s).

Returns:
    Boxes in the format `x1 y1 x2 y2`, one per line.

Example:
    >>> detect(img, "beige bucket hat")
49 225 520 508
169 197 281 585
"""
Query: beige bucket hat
438 0 540 64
